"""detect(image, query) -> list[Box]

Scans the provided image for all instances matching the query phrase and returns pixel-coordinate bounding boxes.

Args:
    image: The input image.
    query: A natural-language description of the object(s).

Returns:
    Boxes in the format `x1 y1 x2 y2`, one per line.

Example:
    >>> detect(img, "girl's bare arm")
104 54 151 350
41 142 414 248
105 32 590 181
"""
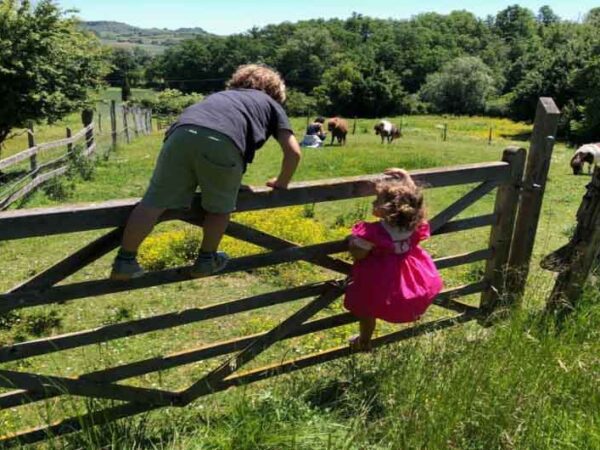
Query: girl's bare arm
348 239 371 261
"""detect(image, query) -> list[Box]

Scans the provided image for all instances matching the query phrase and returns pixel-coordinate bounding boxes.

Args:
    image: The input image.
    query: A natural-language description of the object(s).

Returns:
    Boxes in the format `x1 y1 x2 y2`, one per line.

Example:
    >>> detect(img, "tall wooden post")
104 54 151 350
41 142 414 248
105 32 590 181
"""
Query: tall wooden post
352 117 357 135
98 112 103 133
132 107 140 138
547 168 600 315
147 109 153 132
122 106 131 144
443 123 448 141
488 127 493 145
480 147 526 314
506 97 560 304
27 123 37 178
81 109 94 153
66 128 73 159
110 100 117 150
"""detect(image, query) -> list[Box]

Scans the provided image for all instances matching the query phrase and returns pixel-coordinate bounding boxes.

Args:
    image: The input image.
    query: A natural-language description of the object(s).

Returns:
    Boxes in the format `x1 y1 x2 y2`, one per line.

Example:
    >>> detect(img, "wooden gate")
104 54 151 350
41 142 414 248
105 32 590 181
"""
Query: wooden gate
0 99 559 446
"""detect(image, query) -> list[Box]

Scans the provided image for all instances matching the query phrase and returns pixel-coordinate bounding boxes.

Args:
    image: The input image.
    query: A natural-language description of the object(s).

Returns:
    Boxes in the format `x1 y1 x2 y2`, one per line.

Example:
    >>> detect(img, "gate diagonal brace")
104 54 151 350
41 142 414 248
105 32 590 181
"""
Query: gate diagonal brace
180 281 345 404
0 369 180 406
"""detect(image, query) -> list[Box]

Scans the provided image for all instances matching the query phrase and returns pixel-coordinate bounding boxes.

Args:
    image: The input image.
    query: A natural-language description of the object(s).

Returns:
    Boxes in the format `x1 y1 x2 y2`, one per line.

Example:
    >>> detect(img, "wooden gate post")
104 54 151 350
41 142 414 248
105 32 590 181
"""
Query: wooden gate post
480 147 526 314
547 167 600 315
81 109 94 153
110 100 117 149
506 97 560 304
27 122 37 178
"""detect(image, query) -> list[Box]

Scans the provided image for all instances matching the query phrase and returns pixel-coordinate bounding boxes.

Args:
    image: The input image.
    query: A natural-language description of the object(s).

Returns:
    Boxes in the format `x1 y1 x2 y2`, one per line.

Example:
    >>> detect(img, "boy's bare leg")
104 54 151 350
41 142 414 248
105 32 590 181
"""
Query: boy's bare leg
200 212 230 252
120 204 166 252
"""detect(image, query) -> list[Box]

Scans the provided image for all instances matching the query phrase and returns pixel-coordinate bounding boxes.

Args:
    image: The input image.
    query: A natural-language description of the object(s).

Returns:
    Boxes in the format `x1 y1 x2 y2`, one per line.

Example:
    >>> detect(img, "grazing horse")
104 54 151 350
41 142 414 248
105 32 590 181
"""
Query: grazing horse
374 120 401 144
327 117 348 146
570 143 600 175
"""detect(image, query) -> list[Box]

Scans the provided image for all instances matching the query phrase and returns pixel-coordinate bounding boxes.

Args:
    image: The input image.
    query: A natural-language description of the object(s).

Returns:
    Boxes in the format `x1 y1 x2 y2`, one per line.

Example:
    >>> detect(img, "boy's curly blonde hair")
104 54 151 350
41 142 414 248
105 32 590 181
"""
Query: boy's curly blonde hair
375 179 425 230
227 64 287 104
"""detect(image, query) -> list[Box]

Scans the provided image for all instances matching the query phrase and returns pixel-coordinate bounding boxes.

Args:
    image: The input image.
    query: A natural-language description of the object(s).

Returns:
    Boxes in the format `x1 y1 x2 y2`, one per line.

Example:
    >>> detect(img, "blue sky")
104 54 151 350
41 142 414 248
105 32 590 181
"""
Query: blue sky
57 1 597 35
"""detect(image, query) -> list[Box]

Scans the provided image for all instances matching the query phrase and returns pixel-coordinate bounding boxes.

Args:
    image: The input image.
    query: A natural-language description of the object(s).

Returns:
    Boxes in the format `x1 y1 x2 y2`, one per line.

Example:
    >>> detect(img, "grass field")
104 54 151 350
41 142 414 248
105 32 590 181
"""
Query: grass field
0 115 598 449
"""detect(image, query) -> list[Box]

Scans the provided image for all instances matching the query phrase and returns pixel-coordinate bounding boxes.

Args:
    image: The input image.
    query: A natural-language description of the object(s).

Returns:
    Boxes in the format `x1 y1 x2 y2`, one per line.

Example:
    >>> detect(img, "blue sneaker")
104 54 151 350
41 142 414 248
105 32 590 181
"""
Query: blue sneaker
190 252 229 278
110 257 145 281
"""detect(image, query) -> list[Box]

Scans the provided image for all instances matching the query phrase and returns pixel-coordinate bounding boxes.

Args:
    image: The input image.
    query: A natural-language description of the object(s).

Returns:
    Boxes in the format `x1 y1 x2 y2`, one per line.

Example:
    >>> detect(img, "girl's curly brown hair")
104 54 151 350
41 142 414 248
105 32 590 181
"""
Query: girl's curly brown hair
374 179 425 230
227 64 287 104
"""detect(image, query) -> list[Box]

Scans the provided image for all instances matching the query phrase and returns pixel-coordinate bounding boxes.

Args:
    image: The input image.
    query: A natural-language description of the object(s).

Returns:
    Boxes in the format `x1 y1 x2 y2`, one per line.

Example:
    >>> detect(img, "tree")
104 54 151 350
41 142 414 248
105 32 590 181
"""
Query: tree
537 6 559 26
419 57 496 115
0 0 108 145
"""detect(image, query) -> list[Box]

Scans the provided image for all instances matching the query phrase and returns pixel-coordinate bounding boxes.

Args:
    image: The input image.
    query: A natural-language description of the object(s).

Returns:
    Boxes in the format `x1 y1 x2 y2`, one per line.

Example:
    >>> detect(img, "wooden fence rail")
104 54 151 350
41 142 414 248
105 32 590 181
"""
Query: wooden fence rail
0 98 559 446
0 105 153 211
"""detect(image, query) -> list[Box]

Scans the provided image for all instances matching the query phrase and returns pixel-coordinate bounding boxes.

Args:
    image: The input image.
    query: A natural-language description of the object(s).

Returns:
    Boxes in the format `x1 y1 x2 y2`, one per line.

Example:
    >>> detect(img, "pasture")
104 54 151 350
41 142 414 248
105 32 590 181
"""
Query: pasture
0 115 598 449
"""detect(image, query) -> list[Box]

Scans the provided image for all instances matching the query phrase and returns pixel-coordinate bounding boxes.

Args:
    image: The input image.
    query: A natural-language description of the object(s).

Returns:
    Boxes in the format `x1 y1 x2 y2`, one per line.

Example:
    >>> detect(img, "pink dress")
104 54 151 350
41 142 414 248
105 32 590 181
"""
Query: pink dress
344 220 443 323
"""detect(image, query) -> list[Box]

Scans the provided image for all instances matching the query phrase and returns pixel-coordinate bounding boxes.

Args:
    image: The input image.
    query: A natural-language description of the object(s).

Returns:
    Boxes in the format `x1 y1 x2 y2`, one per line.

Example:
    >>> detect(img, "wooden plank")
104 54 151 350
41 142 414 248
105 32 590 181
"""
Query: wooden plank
0 309 354 409
0 165 68 211
434 248 492 270
225 221 351 275
0 162 511 241
181 282 344 403
0 369 178 406
480 148 527 313
507 98 561 303
0 281 329 363
0 240 348 314
0 312 478 446
0 124 92 171
0 282 482 409
0 242 484 315
429 180 498 233
7 228 123 294
224 311 478 387
433 214 495 235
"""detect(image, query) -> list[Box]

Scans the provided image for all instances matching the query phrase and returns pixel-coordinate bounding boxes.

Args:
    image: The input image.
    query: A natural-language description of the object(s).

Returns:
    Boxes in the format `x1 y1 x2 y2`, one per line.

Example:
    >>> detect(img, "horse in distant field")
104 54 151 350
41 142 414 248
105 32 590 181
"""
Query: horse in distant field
374 120 401 144
327 117 348 146
570 143 600 175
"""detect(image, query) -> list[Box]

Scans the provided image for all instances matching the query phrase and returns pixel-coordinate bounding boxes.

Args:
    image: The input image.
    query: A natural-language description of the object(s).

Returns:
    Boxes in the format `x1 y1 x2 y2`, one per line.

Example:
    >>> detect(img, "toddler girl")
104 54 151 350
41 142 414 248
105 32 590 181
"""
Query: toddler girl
344 168 443 351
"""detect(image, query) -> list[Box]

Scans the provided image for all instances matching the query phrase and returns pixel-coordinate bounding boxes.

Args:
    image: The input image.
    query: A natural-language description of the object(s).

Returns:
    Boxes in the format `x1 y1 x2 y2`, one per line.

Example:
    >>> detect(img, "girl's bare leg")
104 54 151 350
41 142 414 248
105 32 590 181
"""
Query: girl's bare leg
350 316 376 352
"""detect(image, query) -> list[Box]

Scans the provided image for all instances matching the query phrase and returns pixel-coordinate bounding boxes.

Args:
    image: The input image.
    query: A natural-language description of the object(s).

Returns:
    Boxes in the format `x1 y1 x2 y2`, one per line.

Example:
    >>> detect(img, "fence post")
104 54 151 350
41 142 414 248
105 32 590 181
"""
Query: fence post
81 109 94 153
133 107 140 138
122 106 131 144
352 117 357 135
27 122 37 178
480 147 526 315
546 167 600 316
506 97 560 304
488 126 493 145
148 109 153 132
110 100 117 150
98 112 103 133
66 128 73 160
443 123 448 141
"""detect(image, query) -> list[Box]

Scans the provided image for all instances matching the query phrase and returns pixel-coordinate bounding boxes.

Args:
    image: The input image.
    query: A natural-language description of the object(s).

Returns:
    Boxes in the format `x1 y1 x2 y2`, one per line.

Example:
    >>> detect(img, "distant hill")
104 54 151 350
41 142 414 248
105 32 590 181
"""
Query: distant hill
81 21 212 54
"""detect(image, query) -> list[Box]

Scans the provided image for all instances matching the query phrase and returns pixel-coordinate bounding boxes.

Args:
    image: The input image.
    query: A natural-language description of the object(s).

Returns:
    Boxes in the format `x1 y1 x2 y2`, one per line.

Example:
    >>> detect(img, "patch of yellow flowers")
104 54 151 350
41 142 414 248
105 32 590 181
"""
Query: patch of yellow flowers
138 207 347 277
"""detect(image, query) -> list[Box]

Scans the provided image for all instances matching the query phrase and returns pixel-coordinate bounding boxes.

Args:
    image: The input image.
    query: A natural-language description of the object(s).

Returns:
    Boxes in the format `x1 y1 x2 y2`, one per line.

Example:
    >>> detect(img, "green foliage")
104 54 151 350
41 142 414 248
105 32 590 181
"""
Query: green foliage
0 0 109 144
420 57 496 115
136 88 202 120
284 88 317 117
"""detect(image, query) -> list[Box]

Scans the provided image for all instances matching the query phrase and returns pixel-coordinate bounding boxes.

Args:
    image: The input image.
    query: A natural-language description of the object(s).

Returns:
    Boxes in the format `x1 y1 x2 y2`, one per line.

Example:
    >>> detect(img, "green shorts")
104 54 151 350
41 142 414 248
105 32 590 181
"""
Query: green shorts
142 125 244 214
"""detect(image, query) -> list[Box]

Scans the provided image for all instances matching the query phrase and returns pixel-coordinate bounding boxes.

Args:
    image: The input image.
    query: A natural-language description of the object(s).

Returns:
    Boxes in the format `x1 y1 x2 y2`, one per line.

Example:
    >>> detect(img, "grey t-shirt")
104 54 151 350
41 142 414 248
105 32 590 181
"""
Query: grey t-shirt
167 88 293 166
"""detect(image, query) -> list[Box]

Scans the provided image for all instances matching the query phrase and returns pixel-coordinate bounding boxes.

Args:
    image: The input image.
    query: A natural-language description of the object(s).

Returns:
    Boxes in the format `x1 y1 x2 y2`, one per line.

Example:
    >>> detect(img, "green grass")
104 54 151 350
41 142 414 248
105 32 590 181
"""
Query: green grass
0 115 597 449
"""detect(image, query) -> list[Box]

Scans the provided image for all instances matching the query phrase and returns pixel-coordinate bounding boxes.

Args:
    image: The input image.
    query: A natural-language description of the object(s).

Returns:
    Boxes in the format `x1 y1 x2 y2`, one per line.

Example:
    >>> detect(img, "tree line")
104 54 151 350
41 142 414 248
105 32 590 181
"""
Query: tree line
114 5 600 143
1 1 599 148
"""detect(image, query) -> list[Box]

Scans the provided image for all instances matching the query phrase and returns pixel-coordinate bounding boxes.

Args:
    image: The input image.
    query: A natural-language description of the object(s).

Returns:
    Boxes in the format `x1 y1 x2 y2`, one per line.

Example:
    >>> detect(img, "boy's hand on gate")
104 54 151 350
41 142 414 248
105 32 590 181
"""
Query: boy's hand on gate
266 177 288 189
